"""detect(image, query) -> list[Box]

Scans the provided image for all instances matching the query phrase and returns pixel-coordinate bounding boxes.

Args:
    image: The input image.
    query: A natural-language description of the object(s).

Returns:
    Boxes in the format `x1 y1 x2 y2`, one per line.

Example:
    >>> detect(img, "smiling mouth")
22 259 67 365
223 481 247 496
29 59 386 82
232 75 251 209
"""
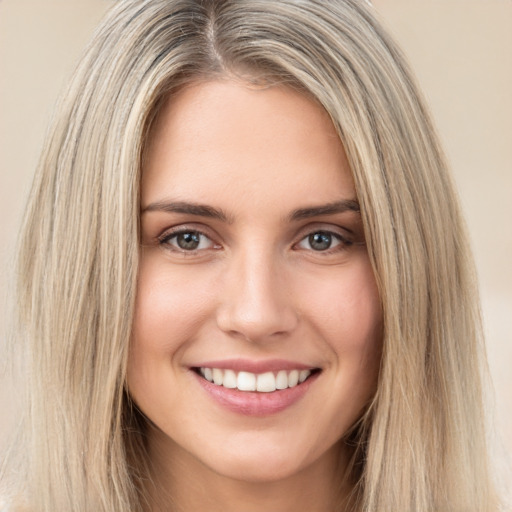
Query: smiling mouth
194 367 321 393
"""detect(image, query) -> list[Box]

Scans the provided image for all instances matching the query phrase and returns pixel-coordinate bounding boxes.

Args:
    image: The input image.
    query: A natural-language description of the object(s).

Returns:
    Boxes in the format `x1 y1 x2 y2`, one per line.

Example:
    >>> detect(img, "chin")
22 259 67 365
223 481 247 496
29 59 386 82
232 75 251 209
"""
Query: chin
197 436 340 485
209 454 309 484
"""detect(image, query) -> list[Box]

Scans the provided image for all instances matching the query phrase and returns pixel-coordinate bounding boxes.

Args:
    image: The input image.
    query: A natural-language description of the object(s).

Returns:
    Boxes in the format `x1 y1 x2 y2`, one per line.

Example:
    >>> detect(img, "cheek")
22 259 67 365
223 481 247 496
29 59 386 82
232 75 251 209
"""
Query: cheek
131 253 213 353
300 258 382 408
303 259 382 351
127 253 214 398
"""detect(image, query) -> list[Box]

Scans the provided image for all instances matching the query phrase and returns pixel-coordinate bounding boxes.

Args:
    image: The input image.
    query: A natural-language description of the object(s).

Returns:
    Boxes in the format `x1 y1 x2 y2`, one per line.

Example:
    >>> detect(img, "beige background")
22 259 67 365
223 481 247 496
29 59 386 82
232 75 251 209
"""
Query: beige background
1 0 511 486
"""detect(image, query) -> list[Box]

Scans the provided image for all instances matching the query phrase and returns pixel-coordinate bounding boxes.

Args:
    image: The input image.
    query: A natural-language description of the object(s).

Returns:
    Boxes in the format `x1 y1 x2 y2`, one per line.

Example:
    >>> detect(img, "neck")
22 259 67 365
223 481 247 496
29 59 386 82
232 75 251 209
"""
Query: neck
144 426 353 512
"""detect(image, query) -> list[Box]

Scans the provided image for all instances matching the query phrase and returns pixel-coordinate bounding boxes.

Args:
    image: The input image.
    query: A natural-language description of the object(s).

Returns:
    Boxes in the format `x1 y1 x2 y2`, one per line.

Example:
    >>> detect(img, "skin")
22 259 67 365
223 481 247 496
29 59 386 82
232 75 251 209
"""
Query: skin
128 80 382 512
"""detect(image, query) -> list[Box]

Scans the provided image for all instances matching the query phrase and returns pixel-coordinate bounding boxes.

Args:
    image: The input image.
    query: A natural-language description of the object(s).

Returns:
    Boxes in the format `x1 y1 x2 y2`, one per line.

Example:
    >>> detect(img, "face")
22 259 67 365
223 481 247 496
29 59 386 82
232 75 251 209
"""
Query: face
128 80 382 485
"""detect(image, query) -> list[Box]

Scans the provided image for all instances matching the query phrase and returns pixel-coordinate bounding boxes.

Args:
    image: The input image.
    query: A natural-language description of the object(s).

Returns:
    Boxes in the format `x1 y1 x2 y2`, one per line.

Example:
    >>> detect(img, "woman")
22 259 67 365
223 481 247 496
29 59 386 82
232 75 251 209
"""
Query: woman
2 0 499 510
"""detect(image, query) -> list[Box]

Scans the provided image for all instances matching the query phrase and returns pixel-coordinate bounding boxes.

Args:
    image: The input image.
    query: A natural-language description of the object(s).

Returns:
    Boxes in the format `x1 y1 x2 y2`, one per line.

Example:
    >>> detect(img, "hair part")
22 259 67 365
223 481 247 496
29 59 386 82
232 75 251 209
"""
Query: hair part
7 0 498 510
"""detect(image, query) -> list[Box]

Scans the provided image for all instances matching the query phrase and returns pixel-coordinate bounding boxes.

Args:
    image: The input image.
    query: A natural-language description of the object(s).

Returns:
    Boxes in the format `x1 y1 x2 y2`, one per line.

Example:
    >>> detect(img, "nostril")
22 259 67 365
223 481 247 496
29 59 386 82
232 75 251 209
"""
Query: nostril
215 265 299 342
216 304 299 343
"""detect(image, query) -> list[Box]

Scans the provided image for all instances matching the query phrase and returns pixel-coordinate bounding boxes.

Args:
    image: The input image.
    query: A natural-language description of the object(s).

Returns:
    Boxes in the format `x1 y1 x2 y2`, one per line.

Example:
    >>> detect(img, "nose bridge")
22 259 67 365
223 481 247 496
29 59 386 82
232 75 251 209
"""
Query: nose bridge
216 244 298 342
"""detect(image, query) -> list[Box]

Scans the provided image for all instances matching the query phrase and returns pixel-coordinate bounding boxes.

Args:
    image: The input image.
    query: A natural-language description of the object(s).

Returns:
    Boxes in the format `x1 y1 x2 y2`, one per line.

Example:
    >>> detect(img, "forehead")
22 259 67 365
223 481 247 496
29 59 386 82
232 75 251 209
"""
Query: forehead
142 80 355 213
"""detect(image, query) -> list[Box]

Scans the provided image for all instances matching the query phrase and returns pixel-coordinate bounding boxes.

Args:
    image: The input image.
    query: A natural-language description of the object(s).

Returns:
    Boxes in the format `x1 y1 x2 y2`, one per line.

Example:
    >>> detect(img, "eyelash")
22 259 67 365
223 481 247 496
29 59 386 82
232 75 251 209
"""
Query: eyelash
158 228 219 254
157 227 353 255
295 230 353 254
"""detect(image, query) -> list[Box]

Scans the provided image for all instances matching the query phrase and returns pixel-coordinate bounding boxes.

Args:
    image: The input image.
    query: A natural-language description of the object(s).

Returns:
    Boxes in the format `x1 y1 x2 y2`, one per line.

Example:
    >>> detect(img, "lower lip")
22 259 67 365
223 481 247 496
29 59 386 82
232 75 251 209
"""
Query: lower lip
193 371 319 416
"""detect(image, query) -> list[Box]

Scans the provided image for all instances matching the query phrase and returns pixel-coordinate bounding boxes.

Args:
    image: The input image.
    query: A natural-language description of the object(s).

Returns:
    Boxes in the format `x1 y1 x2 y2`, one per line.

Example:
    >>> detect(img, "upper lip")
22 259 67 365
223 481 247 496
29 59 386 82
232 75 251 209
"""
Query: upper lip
191 358 319 374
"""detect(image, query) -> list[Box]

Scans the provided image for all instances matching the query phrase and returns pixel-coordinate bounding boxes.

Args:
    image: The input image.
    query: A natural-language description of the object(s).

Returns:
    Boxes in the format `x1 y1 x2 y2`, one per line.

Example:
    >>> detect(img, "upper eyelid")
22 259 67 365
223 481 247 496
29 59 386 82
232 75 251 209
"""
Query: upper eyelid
294 222 354 239
295 230 348 247
157 224 216 241
153 222 356 245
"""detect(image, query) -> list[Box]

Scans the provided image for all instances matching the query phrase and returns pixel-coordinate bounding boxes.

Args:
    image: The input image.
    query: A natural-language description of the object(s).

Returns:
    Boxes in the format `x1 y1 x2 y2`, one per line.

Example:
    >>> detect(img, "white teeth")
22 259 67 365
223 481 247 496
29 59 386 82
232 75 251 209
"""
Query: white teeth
288 369 299 387
299 369 311 383
198 367 314 392
212 368 223 385
275 370 288 389
237 371 256 391
223 369 237 389
256 372 276 392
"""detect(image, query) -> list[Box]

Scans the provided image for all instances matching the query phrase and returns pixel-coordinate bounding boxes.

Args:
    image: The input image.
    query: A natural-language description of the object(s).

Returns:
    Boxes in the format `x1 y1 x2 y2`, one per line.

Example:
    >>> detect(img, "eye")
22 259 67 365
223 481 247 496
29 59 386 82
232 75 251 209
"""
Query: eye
159 229 216 252
296 230 349 252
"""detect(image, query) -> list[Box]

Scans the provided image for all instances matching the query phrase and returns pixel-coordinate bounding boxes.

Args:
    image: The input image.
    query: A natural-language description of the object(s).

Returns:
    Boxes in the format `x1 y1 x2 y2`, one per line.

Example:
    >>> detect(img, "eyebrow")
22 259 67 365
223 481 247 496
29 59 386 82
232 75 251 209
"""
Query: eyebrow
289 199 360 221
141 198 360 223
141 200 232 222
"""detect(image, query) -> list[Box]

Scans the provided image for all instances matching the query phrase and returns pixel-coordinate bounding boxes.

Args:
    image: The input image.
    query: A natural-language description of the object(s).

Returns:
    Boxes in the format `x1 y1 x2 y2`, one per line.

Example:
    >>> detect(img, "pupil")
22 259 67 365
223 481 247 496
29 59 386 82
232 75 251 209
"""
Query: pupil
177 232 200 250
309 232 331 251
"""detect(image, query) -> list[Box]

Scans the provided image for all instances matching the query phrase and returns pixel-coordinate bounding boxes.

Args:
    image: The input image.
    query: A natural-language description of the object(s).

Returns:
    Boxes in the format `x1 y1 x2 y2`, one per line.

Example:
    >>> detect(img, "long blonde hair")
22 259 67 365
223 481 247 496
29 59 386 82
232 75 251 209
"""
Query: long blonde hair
7 0 498 510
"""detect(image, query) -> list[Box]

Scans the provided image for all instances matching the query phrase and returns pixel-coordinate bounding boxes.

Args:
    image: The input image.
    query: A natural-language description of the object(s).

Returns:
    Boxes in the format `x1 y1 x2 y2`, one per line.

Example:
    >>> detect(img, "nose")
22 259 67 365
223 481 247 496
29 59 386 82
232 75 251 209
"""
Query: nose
216 249 299 343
